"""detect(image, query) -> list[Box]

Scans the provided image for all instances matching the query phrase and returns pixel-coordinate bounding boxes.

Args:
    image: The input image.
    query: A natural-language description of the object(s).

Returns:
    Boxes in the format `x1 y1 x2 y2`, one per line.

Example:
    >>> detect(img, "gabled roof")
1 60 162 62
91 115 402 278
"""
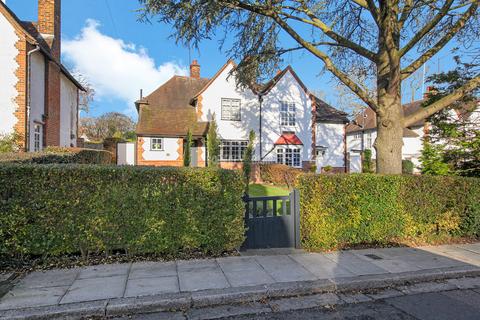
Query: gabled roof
314 96 349 123
0 1 85 91
275 133 303 145
260 66 309 95
190 60 236 103
346 100 425 134
136 76 210 137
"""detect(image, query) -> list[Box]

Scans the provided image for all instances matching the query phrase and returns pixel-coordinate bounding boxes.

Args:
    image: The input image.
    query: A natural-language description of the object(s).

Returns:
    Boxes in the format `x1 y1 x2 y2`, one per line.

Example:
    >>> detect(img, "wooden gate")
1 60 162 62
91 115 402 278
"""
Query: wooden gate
242 190 301 249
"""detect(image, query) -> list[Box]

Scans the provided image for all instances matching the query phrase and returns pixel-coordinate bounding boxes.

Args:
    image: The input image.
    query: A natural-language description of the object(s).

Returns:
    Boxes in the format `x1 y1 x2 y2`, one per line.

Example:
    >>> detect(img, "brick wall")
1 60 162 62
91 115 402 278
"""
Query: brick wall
13 32 28 150
37 0 61 59
44 61 61 146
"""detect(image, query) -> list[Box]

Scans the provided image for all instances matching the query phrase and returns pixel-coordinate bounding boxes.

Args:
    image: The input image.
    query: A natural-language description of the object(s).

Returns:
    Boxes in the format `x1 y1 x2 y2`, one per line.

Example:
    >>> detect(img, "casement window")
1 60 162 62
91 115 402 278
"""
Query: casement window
220 140 248 161
353 133 361 140
150 138 163 151
277 147 301 167
33 124 42 152
280 102 296 126
221 98 241 121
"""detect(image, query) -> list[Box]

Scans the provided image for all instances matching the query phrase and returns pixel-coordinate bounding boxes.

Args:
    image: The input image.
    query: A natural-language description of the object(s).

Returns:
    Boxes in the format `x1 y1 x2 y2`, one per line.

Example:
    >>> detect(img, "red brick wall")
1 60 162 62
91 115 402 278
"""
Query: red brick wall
44 61 61 146
38 0 61 59
13 32 28 150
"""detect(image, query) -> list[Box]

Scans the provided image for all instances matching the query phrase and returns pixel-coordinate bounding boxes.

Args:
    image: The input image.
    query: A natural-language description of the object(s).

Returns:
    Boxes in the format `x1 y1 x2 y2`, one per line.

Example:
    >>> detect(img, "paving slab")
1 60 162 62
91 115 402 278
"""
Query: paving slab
338 292 373 304
0 285 68 310
424 245 480 266
14 269 78 289
351 251 422 273
178 269 230 292
289 253 355 279
458 243 480 254
217 257 274 287
177 259 218 272
447 276 480 289
78 263 131 279
254 255 316 282
269 292 342 312
365 288 404 300
397 280 457 294
114 311 186 320
129 261 177 280
60 275 126 304
125 276 179 298
323 251 389 276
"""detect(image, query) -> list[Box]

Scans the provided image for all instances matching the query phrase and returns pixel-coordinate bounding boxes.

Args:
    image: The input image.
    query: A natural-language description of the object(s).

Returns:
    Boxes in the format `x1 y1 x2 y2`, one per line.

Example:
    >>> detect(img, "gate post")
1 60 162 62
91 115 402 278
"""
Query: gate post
293 189 301 249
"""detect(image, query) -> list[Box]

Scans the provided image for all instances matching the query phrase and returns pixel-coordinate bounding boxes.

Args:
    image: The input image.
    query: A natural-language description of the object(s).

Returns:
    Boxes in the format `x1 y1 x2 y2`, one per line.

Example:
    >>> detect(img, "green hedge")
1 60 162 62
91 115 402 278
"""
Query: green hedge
0 165 245 257
0 147 112 165
297 174 480 250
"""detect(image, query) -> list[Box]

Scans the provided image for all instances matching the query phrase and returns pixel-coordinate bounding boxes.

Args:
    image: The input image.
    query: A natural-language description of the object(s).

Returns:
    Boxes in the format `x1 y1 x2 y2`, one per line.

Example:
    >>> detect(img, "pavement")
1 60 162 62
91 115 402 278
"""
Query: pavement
1 242 480 319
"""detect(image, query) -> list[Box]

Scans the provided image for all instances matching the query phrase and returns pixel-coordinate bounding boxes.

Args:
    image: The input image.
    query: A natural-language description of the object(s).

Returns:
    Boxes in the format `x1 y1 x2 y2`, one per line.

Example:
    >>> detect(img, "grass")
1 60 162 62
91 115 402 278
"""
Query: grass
248 184 289 197
247 184 290 216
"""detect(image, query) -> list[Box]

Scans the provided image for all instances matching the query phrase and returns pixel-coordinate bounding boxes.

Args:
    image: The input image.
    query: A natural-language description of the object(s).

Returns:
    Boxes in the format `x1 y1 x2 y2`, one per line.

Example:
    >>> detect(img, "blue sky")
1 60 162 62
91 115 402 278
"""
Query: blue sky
8 0 458 120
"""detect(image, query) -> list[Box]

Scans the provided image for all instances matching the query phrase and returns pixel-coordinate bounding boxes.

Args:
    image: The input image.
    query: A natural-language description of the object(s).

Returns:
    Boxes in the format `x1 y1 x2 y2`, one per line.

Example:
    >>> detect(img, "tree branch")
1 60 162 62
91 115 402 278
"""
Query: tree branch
401 2 478 79
403 74 480 127
399 0 455 57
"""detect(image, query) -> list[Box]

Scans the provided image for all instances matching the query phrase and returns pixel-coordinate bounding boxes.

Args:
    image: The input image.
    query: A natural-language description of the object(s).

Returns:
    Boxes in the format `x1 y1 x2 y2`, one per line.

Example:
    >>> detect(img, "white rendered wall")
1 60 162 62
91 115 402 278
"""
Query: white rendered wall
117 142 135 165
316 123 345 168
141 137 180 161
0 13 19 135
199 62 260 158
260 70 313 163
28 52 45 150
60 74 78 147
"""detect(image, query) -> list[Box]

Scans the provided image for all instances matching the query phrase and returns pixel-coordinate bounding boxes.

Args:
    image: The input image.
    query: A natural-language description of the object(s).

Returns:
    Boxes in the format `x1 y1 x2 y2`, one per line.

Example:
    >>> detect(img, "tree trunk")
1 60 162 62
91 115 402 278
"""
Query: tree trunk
375 2 403 174
374 93 404 174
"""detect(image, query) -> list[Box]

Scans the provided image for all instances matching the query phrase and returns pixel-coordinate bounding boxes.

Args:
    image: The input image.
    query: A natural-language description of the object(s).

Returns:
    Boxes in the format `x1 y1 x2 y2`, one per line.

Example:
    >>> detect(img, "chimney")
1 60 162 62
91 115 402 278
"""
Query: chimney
190 60 200 79
37 0 61 59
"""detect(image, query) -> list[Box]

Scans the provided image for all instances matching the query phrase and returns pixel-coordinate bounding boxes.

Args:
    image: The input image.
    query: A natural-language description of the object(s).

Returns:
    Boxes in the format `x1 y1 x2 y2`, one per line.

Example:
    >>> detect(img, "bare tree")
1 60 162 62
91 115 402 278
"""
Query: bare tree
80 112 136 142
138 0 480 174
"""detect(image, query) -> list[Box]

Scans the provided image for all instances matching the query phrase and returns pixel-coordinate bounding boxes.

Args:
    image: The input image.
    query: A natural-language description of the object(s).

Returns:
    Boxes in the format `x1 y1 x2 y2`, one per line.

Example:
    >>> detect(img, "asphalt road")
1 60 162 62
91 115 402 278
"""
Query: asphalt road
116 288 480 320
230 289 480 320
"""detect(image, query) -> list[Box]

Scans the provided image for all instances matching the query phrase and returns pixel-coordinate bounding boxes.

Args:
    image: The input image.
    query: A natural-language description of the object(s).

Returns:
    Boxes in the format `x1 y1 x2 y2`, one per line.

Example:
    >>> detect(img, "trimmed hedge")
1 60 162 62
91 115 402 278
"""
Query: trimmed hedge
0 165 245 257
0 147 112 165
297 174 480 250
259 163 303 188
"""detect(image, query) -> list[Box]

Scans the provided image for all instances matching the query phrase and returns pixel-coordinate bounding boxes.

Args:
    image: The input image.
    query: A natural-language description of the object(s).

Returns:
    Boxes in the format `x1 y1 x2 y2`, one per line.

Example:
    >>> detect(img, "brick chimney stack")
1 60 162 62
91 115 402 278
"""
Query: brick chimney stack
38 0 61 59
190 60 200 79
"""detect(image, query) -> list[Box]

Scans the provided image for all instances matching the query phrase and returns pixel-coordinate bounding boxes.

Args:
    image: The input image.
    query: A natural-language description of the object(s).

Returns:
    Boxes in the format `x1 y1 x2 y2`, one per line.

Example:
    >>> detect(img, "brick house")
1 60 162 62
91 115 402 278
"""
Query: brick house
135 60 349 172
0 0 85 151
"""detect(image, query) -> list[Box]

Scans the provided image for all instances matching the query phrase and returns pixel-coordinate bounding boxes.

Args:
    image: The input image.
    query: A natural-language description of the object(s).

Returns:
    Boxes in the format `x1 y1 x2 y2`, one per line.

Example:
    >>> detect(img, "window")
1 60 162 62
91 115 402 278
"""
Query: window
150 138 163 151
220 140 248 161
221 98 241 121
280 102 296 126
353 133 361 140
33 124 42 152
277 147 301 167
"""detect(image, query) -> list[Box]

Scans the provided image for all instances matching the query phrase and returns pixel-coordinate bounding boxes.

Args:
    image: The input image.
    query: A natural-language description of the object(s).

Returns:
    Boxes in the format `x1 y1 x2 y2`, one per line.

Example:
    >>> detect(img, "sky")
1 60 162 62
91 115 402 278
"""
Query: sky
7 0 459 120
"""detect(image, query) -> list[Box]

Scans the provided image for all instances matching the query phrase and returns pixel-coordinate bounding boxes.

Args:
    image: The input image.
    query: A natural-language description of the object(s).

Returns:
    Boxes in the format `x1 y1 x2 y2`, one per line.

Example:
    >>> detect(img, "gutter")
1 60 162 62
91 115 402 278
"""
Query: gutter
26 45 41 151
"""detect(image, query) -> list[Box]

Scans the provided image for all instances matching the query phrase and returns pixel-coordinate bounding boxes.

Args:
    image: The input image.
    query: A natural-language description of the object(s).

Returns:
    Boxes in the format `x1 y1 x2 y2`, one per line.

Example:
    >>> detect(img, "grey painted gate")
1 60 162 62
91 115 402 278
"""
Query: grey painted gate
242 190 301 249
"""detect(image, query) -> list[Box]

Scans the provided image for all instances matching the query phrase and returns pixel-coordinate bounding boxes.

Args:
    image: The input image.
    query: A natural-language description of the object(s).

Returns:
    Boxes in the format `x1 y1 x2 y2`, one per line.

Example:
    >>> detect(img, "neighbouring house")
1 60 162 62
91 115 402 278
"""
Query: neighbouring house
134 60 349 172
346 99 480 173
0 0 84 151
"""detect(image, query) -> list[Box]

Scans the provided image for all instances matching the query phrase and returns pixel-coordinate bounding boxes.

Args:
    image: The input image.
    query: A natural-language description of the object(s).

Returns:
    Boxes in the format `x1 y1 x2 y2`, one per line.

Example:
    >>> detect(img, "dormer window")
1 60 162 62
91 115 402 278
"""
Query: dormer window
280 102 296 126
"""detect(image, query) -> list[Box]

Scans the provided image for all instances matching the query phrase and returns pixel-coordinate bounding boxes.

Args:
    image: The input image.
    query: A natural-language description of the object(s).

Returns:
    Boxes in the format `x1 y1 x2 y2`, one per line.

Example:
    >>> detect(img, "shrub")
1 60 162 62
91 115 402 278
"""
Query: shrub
259 163 303 188
402 160 415 174
0 165 245 258
183 129 193 167
0 147 112 165
0 133 21 153
297 174 480 251
362 149 374 173
242 130 255 190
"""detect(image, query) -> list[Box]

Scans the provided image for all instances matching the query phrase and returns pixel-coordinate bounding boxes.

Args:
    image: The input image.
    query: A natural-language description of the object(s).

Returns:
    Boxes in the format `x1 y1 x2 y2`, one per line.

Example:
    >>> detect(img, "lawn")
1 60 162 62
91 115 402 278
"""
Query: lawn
248 184 289 197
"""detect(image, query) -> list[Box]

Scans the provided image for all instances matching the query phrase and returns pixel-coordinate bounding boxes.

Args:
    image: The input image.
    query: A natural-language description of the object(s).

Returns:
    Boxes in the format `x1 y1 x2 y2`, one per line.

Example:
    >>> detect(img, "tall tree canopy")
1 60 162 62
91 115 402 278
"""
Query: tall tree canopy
80 112 136 142
139 0 480 173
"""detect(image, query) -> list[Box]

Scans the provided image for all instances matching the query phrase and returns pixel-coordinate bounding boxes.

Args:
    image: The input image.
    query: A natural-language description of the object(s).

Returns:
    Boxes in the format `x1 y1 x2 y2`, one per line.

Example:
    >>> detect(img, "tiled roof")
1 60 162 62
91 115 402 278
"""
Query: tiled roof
274 133 303 145
346 100 425 133
314 96 349 123
136 76 210 137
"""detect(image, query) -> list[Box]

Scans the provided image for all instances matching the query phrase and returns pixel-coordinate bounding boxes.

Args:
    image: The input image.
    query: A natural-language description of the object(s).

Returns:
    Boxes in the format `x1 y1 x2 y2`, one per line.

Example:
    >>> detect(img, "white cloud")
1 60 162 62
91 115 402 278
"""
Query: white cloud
63 19 187 115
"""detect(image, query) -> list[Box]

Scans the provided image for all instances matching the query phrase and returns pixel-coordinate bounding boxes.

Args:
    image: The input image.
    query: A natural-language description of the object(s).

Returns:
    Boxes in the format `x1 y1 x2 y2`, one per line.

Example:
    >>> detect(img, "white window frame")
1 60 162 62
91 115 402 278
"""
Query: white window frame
33 124 42 152
366 132 373 149
353 133 361 140
220 140 248 161
150 138 164 151
280 102 296 126
221 98 241 121
277 147 302 168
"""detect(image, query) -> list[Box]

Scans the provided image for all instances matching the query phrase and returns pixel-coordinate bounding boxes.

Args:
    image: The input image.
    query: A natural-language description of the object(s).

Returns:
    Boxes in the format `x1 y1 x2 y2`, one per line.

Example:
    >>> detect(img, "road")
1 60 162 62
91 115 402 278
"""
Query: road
117 288 480 320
